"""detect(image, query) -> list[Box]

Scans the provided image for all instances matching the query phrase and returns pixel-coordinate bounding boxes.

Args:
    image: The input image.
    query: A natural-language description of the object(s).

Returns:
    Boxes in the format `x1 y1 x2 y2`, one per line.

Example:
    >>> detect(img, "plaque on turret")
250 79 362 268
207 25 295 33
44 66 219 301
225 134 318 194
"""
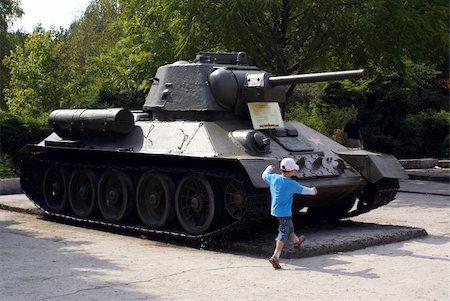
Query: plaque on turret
247 102 284 129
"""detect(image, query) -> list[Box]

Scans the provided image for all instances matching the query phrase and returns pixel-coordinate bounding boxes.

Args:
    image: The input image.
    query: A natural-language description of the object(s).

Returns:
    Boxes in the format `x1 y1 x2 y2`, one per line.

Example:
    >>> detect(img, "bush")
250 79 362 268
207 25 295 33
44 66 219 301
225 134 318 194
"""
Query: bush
0 111 51 176
323 106 357 137
285 102 356 139
285 102 325 133
403 111 450 159
0 154 16 178
317 60 448 158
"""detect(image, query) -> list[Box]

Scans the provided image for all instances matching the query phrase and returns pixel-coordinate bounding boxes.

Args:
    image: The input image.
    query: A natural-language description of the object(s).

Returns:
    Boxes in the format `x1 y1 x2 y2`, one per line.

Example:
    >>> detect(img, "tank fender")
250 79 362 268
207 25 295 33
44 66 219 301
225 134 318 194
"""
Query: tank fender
334 149 408 183
238 159 277 188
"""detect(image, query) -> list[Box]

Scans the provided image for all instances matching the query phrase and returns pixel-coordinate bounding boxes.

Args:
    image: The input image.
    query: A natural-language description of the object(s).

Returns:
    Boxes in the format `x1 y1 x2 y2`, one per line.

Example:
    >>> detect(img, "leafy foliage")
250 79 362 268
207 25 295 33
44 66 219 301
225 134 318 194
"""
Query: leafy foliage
88 0 178 106
0 0 24 110
402 111 450 159
316 59 449 158
0 111 51 173
157 0 448 74
1 0 448 160
3 27 72 117
0 0 22 32
0 154 15 178
64 0 122 108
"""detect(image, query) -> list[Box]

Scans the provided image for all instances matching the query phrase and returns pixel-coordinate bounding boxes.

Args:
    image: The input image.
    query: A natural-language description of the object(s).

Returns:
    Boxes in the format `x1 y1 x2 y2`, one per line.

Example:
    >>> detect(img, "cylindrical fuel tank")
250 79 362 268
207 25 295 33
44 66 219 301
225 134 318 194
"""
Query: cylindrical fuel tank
49 108 134 139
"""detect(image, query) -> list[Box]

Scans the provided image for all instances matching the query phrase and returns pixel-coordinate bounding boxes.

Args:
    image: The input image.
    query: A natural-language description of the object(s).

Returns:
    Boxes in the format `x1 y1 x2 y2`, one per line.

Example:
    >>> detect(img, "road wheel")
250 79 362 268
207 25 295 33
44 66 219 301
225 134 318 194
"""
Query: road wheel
136 172 175 229
43 165 70 213
175 175 219 235
98 169 134 222
224 179 246 220
69 168 99 218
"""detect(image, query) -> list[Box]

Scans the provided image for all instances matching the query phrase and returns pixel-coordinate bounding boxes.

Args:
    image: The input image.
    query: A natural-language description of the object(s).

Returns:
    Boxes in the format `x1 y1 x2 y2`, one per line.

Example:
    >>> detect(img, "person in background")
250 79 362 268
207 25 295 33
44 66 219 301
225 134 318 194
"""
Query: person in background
262 158 318 269
344 113 363 148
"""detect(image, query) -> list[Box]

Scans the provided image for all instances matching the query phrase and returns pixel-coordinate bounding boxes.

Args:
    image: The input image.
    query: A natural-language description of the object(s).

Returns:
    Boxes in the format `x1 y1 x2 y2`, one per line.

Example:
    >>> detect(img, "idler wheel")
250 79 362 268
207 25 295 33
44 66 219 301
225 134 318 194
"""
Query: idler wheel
43 166 70 213
98 169 134 222
69 168 99 218
175 175 218 235
136 172 175 229
224 179 247 220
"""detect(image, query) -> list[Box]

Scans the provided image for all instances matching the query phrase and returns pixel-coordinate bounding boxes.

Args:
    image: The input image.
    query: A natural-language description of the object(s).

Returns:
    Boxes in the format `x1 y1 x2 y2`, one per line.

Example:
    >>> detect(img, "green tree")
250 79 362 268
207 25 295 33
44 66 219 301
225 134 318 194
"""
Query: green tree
0 0 23 110
160 0 448 74
317 59 449 157
0 0 22 31
63 0 121 107
3 27 71 117
97 0 447 106
4 1 123 115
88 0 177 108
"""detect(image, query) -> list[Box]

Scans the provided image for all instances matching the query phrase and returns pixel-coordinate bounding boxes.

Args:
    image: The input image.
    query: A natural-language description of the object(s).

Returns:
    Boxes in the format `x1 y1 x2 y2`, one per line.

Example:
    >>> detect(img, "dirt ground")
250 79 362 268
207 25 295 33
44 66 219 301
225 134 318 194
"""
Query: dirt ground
0 188 449 301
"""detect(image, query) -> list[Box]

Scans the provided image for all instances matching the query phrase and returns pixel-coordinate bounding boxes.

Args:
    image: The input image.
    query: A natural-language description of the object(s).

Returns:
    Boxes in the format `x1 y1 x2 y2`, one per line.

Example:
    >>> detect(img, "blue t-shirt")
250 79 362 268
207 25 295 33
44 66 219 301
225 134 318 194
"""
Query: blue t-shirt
262 172 305 217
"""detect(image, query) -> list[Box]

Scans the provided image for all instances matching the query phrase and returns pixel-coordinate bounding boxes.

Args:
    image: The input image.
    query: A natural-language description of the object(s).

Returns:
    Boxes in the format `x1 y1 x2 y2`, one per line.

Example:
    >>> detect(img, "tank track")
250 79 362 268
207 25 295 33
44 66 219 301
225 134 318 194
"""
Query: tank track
20 154 400 240
346 178 399 218
20 154 271 240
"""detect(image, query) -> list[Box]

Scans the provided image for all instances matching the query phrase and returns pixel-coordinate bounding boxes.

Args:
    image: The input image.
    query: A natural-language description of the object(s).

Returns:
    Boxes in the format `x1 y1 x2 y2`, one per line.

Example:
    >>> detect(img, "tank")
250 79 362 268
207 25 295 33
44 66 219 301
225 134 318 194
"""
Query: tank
19 52 408 238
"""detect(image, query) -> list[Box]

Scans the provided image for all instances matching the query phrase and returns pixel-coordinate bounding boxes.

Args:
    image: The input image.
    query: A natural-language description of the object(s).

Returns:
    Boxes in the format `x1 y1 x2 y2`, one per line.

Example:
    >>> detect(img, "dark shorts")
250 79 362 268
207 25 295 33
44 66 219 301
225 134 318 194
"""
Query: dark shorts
347 138 362 148
275 217 294 243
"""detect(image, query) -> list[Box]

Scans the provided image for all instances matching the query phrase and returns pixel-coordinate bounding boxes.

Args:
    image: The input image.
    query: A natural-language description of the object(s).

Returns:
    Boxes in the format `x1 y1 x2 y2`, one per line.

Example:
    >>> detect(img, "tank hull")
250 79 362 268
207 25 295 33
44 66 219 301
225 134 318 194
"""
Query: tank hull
19 114 406 237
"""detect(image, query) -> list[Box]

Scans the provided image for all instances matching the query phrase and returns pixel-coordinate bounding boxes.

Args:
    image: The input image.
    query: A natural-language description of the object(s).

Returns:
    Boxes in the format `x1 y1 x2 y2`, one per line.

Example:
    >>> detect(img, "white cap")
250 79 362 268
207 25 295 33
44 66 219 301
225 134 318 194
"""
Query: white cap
280 158 299 171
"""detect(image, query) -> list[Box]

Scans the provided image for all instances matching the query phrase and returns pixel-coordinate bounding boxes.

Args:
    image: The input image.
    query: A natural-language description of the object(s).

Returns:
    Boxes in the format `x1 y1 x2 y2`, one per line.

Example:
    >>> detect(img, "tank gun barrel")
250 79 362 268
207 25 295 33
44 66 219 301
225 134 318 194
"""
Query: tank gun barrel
268 69 367 86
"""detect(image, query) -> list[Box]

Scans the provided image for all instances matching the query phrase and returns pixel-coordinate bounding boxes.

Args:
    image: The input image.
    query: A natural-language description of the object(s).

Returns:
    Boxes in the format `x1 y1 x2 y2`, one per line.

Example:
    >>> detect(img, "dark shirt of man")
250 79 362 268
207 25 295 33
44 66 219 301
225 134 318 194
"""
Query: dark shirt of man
344 119 362 140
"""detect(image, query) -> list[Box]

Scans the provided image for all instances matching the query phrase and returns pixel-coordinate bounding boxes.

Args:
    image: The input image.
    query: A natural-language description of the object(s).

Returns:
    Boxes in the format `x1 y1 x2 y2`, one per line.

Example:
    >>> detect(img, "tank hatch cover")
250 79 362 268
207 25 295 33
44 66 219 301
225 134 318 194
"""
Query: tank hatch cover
195 52 248 65
270 130 314 152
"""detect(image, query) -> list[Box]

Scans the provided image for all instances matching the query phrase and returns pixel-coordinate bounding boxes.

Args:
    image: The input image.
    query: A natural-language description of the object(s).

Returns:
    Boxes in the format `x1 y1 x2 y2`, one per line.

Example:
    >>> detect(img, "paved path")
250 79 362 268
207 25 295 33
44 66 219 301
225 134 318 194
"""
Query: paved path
398 179 449 196
0 183 449 300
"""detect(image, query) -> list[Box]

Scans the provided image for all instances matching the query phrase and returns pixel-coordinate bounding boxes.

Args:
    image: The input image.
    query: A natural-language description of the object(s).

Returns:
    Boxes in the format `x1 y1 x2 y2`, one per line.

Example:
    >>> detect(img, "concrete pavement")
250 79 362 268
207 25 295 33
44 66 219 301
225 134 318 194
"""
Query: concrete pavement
0 178 21 195
1 188 448 301
398 179 449 195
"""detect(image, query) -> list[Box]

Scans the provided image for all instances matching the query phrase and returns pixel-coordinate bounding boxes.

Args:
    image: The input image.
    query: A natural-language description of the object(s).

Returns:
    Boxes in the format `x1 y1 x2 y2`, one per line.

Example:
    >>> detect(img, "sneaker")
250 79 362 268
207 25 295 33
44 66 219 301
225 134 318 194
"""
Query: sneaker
269 256 281 269
293 235 305 248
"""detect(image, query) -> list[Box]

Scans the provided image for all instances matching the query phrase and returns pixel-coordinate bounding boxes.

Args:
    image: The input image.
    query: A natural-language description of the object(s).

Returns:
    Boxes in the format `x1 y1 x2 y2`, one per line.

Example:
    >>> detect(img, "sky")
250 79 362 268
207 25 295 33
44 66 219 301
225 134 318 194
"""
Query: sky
11 0 92 33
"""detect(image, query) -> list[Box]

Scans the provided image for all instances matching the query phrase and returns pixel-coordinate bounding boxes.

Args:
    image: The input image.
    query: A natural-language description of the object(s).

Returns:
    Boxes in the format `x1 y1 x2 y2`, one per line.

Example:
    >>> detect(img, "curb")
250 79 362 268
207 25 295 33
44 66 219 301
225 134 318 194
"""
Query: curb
0 203 42 215
0 178 22 195
399 158 438 169
438 160 450 168
406 168 450 183
408 173 450 183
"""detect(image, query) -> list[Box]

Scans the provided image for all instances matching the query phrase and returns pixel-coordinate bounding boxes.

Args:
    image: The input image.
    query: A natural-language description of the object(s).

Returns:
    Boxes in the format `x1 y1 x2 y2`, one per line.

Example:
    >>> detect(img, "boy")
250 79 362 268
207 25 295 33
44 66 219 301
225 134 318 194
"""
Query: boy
262 157 318 269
